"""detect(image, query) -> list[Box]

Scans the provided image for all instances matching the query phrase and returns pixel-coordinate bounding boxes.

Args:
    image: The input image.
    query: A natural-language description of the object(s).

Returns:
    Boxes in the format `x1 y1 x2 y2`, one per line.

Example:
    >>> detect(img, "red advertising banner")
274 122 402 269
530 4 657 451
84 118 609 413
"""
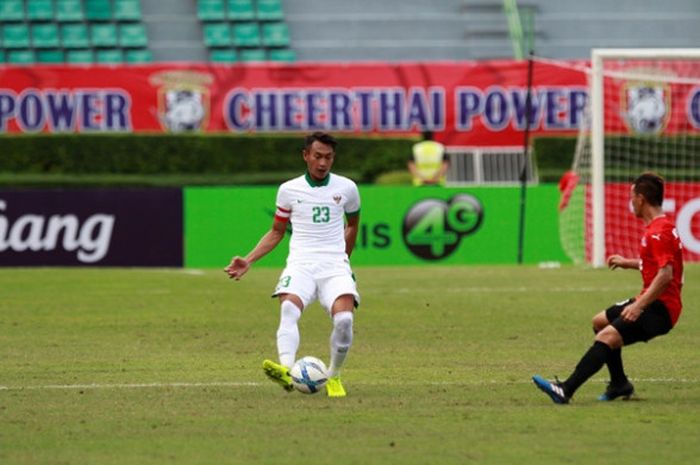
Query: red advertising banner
585 183 700 263
599 60 700 135
0 60 591 146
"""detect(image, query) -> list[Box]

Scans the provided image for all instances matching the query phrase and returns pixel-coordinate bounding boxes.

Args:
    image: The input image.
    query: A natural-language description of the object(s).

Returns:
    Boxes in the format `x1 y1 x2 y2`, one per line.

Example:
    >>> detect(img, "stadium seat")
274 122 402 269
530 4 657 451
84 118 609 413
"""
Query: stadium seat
32 23 60 48
261 22 289 47
0 0 24 22
239 48 265 62
7 49 35 64
203 23 231 47
210 48 237 62
91 23 118 47
27 0 54 21
227 0 254 21
37 48 64 63
119 23 148 47
268 48 296 62
114 0 142 21
0 50 4 62
61 23 89 48
125 48 152 63
232 22 260 47
256 0 284 21
3 24 30 48
96 48 123 63
55 0 84 22
66 48 93 63
197 0 225 21
85 0 112 21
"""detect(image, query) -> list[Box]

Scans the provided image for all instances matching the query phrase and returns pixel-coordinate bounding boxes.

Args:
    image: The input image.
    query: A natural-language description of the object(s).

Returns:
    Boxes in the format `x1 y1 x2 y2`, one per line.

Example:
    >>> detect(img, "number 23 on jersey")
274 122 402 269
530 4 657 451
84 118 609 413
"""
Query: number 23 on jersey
312 206 330 223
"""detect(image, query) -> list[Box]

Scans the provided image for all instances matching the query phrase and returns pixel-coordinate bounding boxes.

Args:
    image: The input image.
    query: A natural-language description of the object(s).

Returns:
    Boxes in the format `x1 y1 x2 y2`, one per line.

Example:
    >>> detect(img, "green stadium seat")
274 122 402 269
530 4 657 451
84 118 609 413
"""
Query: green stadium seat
85 0 112 21
256 0 283 21
66 48 93 63
0 0 24 22
125 48 152 63
96 48 123 63
37 48 64 63
119 23 148 47
27 0 54 21
268 48 296 62
114 0 142 21
0 50 4 62
261 22 289 47
232 22 260 47
203 22 231 47
197 0 225 21
227 0 254 21
7 49 35 64
3 24 30 48
210 48 237 62
239 48 265 62
32 23 60 48
91 23 118 47
61 23 89 48
55 0 84 21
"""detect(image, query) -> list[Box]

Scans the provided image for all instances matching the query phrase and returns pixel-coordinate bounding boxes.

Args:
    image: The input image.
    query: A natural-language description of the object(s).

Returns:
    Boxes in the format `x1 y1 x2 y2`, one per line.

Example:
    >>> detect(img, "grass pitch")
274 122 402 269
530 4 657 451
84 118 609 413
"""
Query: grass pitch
1 265 699 465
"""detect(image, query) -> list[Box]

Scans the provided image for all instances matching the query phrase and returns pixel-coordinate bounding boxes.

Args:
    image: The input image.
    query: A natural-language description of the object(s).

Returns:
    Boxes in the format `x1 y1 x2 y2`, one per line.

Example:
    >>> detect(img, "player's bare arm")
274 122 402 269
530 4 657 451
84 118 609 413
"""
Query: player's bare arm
621 264 673 322
224 220 287 280
344 214 359 258
607 254 640 270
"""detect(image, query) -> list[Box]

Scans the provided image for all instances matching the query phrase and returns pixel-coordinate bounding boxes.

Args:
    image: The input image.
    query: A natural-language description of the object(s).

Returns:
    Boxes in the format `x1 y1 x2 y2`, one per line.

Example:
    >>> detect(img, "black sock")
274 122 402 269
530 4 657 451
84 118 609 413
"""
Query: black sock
606 348 628 386
563 341 612 397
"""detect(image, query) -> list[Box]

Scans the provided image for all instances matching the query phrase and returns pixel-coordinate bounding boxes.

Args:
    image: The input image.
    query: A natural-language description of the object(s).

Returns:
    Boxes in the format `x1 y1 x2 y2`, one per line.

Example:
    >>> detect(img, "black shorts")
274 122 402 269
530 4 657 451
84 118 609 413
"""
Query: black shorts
605 298 673 346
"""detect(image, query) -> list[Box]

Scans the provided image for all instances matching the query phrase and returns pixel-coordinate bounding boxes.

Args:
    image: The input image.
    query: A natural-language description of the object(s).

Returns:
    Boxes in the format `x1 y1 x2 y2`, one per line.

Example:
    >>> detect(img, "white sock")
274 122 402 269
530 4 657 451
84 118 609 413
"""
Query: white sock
276 300 301 369
328 311 354 378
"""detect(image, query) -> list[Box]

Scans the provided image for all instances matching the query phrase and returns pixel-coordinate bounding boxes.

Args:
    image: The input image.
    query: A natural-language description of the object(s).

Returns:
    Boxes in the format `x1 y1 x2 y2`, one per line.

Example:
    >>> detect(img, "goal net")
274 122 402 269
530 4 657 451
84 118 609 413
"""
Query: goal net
559 49 700 266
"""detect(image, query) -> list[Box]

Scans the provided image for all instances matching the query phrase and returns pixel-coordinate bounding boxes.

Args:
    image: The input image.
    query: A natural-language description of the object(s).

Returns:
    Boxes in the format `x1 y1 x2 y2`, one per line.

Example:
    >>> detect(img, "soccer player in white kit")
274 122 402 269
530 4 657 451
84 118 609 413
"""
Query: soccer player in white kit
224 132 360 397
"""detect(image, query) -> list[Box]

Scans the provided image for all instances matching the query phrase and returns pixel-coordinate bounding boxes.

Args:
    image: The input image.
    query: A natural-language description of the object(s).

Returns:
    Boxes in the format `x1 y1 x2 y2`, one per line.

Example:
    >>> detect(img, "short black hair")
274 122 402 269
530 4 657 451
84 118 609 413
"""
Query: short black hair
304 132 337 151
633 172 664 207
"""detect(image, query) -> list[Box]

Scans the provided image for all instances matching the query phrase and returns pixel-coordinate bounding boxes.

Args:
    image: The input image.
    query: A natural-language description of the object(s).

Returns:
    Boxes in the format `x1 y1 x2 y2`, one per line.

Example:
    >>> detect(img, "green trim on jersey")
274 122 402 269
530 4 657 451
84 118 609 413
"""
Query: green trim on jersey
305 171 331 187
345 209 360 217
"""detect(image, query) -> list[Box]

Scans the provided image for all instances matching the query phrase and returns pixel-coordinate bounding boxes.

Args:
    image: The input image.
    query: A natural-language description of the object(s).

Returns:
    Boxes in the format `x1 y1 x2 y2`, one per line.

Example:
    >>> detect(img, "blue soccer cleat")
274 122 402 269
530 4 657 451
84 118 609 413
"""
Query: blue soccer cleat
532 375 570 404
598 380 634 401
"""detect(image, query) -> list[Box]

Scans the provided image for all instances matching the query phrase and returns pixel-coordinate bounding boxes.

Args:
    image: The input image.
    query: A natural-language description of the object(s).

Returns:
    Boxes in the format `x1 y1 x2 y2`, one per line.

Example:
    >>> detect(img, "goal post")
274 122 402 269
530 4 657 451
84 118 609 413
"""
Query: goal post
561 48 700 267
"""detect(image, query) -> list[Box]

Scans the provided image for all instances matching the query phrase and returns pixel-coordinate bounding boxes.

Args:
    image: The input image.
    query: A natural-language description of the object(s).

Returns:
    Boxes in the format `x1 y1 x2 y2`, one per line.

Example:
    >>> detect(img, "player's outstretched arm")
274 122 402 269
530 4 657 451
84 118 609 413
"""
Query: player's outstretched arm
224 220 287 280
607 254 640 270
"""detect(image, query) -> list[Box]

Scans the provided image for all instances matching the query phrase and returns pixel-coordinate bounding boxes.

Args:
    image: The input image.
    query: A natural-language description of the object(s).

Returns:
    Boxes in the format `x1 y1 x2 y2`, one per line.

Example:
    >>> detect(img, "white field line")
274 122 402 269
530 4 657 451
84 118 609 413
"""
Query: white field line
390 286 639 294
1 378 697 392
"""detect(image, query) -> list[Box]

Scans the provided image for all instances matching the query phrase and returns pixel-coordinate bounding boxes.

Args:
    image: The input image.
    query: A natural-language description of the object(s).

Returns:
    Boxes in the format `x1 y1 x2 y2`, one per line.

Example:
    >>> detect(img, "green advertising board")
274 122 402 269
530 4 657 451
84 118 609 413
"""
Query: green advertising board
184 184 569 268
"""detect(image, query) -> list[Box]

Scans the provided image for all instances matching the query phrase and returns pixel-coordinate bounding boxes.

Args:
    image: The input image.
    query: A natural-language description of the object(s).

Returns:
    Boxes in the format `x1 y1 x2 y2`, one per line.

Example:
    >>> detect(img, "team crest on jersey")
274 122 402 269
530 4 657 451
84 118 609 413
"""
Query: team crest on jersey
150 71 213 132
621 78 671 135
333 194 342 204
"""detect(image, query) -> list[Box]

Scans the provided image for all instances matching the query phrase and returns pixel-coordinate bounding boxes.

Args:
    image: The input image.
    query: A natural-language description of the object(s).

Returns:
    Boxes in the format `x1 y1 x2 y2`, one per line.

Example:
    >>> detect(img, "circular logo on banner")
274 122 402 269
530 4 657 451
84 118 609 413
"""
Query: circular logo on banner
402 194 484 260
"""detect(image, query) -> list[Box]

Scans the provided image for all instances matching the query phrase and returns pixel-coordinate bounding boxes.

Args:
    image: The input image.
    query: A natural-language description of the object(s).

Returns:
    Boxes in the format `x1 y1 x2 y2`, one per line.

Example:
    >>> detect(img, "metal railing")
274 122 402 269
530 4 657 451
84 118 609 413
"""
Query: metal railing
445 147 538 186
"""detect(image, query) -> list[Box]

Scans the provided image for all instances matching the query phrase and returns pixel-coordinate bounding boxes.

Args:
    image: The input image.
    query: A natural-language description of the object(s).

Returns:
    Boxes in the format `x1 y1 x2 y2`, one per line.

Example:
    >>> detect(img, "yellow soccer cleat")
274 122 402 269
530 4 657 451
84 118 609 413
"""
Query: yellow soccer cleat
262 359 294 392
326 376 346 398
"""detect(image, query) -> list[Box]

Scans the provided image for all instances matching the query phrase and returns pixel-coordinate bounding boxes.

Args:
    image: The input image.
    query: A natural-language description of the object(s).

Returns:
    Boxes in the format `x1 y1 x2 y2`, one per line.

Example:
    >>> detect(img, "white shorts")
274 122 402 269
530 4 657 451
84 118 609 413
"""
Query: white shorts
272 260 360 313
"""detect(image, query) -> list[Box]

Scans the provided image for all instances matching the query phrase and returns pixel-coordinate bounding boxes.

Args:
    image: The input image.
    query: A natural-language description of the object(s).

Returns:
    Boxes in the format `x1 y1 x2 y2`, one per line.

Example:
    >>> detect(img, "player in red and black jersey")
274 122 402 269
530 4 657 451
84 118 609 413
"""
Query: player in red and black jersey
533 172 684 404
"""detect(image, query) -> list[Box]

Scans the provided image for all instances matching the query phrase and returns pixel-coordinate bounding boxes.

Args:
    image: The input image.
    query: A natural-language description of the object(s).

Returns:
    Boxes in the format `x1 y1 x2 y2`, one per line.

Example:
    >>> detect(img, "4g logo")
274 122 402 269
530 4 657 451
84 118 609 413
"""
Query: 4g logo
402 194 484 260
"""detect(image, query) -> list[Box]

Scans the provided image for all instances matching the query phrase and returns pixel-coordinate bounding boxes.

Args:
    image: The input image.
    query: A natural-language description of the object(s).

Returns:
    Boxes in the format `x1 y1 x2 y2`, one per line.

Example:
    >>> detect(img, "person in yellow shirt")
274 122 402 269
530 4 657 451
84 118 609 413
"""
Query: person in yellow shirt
407 131 450 186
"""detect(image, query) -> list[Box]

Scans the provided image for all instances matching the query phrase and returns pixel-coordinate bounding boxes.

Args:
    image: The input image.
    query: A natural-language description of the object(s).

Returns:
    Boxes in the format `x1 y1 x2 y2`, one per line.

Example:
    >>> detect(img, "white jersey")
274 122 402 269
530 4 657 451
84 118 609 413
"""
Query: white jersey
275 172 360 264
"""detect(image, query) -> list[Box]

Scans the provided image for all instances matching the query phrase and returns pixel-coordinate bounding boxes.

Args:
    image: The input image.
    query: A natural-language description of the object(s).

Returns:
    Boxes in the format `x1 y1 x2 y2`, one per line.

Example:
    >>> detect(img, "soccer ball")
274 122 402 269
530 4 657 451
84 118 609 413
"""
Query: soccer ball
290 356 328 394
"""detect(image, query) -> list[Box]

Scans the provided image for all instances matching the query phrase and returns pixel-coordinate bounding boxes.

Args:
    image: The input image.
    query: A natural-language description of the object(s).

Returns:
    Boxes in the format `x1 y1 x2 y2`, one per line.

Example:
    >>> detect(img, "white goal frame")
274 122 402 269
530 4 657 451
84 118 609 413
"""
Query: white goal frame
590 48 700 267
